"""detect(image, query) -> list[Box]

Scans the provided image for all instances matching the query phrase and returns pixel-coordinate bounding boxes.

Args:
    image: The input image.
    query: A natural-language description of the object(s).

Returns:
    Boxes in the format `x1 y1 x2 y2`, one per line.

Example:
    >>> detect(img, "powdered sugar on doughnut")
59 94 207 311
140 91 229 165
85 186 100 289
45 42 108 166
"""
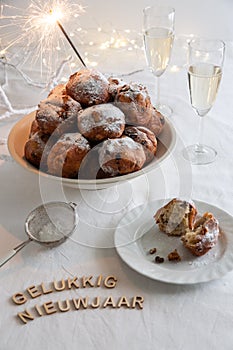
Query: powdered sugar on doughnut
115 83 152 126
66 69 110 107
117 82 150 101
101 137 143 153
58 133 90 151
99 136 146 176
78 104 125 134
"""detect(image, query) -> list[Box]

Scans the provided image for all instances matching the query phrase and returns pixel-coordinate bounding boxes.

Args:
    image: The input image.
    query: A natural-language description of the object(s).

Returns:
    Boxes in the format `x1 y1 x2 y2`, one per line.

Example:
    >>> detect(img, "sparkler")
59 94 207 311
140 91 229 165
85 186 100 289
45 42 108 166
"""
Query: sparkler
56 18 86 67
43 6 86 67
0 1 86 73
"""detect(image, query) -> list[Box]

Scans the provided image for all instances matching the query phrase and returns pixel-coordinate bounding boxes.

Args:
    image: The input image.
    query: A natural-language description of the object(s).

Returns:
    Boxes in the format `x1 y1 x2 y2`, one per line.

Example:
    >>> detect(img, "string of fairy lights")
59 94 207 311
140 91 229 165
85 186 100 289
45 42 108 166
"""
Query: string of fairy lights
0 0 190 120
0 1 142 73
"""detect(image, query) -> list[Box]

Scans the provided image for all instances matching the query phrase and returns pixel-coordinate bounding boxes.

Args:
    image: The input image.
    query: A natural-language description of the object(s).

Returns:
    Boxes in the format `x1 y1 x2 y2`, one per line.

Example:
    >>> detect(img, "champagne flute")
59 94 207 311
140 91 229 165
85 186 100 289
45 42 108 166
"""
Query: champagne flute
183 38 225 164
143 6 175 117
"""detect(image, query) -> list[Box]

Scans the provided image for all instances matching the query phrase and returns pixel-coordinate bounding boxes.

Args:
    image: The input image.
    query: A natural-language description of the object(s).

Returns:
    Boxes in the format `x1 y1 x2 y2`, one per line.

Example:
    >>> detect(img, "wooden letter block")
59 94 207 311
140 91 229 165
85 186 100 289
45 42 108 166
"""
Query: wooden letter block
26 285 42 299
53 279 66 291
12 293 27 305
43 301 57 315
57 299 70 312
103 296 116 308
104 276 117 288
117 296 130 308
17 309 34 324
132 296 144 309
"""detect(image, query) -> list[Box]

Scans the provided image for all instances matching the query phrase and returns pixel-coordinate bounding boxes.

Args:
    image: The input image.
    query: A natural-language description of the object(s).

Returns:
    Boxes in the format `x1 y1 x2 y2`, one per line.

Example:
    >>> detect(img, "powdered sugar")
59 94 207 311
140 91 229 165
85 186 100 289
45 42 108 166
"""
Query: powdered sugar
101 136 143 153
188 251 218 268
38 222 64 242
117 82 150 101
98 136 146 176
66 68 110 106
78 104 125 134
200 230 219 245
58 133 90 151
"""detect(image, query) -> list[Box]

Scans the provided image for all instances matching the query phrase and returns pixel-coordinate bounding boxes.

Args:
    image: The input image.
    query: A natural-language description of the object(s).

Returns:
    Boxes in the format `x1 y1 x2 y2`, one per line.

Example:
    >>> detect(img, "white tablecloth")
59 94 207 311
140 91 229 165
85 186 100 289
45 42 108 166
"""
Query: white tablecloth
1 1 233 349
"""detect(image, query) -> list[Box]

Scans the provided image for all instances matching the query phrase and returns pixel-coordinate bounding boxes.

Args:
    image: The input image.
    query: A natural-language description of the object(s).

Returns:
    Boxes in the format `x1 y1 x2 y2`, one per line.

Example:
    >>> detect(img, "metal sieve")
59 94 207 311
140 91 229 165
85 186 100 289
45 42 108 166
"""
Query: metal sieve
0 201 77 268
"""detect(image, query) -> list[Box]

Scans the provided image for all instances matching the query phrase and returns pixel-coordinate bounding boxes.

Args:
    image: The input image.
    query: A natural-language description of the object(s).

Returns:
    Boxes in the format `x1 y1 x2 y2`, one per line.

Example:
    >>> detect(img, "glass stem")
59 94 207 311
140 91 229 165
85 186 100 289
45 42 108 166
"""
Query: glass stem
196 116 205 153
156 76 160 108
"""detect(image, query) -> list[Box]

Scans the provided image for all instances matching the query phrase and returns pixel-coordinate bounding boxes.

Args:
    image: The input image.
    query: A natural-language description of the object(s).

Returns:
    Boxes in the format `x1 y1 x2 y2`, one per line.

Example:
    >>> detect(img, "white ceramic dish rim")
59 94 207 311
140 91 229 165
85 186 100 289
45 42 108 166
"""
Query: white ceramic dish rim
114 199 233 284
7 112 176 188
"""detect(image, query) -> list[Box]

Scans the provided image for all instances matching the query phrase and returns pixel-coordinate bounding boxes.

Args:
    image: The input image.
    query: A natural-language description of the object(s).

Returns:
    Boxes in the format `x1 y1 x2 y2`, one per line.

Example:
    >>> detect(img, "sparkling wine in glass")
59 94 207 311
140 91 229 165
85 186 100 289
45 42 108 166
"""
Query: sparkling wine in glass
183 38 225 164
143 6 175 117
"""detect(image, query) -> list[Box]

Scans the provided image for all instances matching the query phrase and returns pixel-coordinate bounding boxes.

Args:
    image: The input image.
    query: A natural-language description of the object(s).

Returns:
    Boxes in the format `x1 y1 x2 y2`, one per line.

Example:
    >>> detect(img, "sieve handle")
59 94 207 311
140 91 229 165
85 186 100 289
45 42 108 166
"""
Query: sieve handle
0 239 31 268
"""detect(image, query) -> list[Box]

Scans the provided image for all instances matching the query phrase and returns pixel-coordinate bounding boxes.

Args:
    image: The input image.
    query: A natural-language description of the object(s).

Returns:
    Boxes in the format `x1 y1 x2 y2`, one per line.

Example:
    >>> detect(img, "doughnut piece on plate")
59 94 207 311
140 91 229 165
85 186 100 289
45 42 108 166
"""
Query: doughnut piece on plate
154 198 197 236
47 133 91 178
66 68 110 107
115 83 152 126
181 212 220 256
36 85 82 136
78 103 125 142
124 126 157 163
99 136 146 176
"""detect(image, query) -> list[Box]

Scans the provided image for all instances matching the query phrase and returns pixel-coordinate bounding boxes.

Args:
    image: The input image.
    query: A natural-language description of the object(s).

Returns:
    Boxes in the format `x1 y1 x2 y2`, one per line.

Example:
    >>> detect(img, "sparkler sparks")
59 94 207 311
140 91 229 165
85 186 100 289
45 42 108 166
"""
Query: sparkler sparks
0 0 145 120
0 0 86 75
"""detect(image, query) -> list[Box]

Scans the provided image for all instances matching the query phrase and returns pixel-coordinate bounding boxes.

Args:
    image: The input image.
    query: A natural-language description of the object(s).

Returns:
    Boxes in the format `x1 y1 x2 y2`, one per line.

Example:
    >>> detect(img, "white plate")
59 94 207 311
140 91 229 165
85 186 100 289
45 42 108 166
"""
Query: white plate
114 199 233 284
7 112 176 190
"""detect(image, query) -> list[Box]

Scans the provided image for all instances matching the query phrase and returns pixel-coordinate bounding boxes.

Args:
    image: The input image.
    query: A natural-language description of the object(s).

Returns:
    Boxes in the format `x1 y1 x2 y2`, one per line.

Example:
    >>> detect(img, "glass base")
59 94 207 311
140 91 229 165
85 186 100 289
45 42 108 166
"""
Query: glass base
155 103 173 118
182 144 217 165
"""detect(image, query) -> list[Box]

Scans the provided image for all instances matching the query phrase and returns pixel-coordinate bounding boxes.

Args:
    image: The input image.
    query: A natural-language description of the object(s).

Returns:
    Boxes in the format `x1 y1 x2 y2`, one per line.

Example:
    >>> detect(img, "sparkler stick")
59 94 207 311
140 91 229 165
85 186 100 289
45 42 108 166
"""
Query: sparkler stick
0 1 87 72
56 19 86 67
